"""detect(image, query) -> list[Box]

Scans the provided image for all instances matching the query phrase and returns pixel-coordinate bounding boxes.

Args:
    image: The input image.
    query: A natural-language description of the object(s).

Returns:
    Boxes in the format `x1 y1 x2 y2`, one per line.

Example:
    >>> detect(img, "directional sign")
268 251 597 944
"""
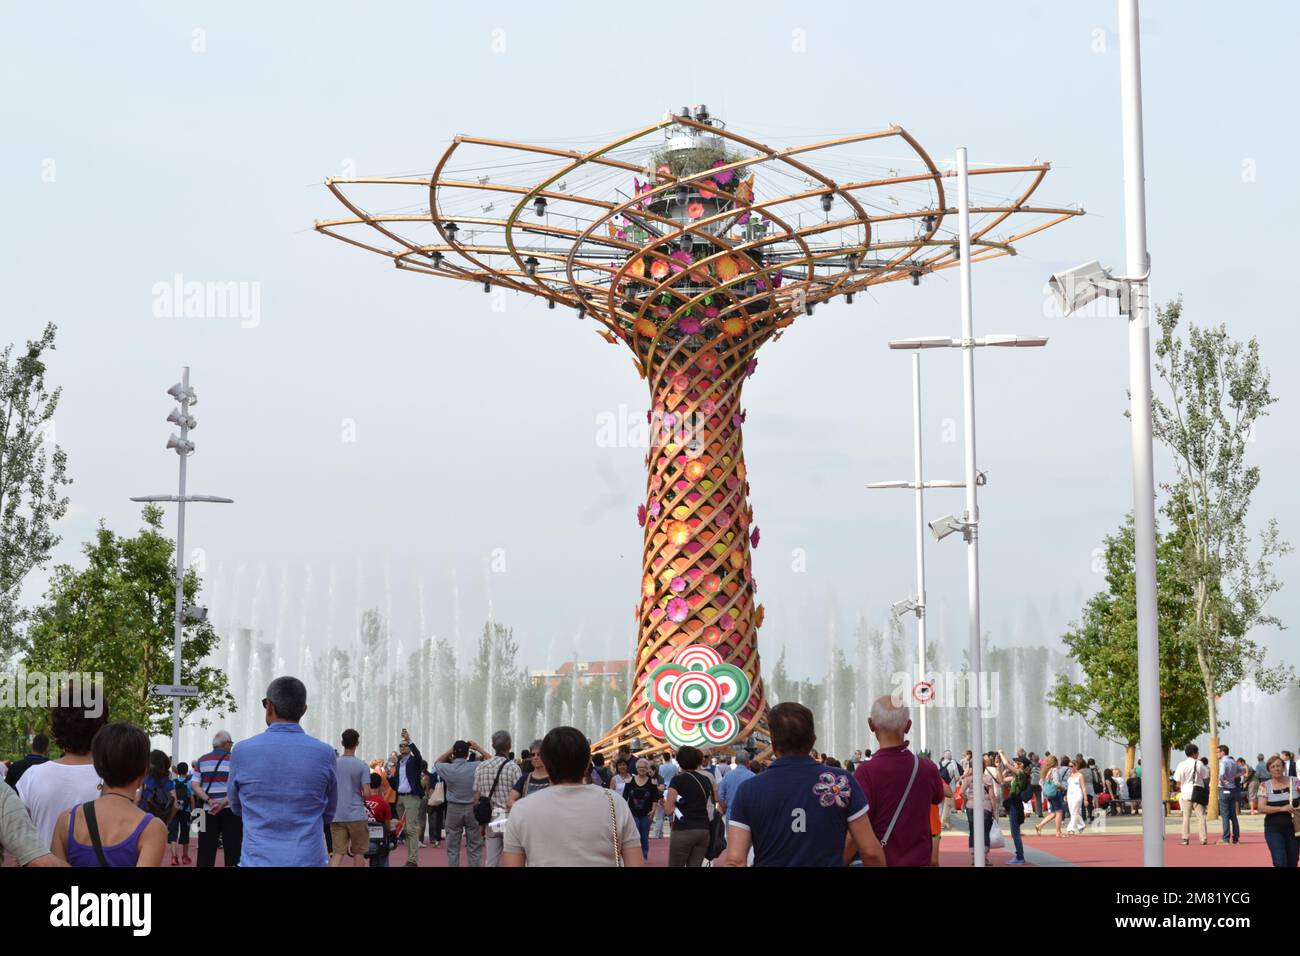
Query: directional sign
152 684 199 698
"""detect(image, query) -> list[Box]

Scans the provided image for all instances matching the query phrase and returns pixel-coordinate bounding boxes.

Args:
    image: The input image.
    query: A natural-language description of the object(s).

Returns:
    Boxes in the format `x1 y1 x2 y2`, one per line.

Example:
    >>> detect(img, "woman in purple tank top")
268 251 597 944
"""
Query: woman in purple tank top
52 722 166 867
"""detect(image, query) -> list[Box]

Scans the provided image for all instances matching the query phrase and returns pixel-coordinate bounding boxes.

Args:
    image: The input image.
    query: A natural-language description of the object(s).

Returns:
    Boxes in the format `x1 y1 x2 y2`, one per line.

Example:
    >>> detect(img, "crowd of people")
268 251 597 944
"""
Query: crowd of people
1 676 1297 868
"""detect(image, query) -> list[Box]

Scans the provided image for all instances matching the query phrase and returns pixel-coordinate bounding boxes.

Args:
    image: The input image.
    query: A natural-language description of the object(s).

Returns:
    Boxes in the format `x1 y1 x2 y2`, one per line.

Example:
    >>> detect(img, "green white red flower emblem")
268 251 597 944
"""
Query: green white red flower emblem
642 644 751 748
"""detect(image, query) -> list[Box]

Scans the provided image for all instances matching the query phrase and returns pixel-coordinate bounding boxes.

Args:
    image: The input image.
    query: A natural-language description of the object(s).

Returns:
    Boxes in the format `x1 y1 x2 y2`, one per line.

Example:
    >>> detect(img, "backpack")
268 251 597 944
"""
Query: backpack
1011 770 1029 797
141 778 176 823
939 761 953 785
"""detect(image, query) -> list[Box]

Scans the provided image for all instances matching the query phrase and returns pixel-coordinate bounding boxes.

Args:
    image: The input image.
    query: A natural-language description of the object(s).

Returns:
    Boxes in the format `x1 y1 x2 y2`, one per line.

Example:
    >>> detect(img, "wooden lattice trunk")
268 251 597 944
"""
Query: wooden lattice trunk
592 324 774 757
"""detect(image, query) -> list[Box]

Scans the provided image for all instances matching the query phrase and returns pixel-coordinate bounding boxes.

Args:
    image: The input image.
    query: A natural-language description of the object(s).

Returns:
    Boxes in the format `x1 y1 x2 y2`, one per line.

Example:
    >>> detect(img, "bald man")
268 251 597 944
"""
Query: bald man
851 696 944 867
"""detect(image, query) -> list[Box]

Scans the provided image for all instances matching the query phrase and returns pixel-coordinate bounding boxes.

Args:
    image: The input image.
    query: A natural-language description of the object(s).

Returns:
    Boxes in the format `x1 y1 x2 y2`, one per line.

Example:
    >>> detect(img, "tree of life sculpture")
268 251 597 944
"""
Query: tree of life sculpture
315 107 1081 757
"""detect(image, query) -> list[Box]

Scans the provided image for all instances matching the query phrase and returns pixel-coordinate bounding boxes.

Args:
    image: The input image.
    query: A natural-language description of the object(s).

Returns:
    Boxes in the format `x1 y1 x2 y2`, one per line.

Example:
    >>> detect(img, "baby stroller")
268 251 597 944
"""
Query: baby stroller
364 813 401 867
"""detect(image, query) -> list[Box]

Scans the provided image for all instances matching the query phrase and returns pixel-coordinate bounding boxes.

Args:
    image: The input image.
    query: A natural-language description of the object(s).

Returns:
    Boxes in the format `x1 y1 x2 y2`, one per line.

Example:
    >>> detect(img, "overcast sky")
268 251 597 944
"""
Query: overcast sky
4 1 1297 687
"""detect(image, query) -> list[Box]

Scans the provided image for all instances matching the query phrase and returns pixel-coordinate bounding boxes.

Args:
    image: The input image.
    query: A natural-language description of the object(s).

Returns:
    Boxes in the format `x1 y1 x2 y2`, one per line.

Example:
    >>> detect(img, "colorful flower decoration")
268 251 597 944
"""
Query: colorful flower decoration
635 317 657 337
813 772 853 808
666 520 691 546
649 498 662 518
666 596 689 622
650 259 670 280
750 526 761 548
697 351 718 371
722 316 747 336
677 315 702 334
687 201 705 220
715 255 739 281
637 504 647 526
711 160 735 187
643 643 751 748
669 249 694 274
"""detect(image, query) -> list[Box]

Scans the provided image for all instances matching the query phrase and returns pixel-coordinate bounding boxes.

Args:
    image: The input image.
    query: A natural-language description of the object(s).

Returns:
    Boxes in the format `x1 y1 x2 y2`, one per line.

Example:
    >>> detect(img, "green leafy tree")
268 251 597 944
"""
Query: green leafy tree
22 506 233 737
0 323 71 658
1052 516 1209 780
1151 300 1293 810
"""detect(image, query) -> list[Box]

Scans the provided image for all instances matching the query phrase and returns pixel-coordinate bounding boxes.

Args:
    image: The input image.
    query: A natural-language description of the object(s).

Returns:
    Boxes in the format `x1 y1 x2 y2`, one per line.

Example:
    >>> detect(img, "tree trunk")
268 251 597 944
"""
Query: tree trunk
1124 742 1137 781
595 329 767 756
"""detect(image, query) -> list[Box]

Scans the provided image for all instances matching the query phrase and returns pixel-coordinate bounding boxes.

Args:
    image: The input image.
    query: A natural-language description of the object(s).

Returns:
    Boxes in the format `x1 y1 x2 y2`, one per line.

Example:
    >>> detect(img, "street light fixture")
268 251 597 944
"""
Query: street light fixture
131 366 233 765
880 147 1050 866
867 353 966 755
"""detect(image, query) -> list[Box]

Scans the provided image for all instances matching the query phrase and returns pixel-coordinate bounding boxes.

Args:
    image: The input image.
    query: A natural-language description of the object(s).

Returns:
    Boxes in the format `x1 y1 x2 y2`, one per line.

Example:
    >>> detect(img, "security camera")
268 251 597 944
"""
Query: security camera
183 604 208 623
1048 260 1126 315
929 514 971 542
892 598 919 617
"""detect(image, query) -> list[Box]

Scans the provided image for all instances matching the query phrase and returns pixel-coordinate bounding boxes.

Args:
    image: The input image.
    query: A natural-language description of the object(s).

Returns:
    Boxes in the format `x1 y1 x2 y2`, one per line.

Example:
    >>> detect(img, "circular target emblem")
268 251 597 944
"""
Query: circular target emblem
912 681 935 705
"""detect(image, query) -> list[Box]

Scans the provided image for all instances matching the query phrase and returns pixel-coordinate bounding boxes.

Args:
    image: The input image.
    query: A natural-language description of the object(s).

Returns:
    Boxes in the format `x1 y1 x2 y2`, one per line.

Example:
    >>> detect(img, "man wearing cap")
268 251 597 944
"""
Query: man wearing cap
434 738 490 867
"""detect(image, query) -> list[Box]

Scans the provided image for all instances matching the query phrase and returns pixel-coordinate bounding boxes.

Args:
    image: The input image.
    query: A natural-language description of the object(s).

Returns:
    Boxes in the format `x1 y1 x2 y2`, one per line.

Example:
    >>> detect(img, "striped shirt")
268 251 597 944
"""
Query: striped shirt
195 747 232 799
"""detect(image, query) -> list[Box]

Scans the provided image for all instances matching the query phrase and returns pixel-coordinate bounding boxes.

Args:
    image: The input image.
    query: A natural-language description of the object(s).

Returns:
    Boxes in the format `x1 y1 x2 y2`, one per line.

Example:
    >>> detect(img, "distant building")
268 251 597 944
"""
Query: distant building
531 659 631 690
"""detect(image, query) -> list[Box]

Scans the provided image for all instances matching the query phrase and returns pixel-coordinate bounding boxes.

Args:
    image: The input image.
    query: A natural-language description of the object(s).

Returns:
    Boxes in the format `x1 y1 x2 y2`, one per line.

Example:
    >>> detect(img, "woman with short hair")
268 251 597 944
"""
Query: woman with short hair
1255 754 1299 867
622 758 660 861
500 727 643 867
51 722 166 867
507 739 551 810
664 746 716 868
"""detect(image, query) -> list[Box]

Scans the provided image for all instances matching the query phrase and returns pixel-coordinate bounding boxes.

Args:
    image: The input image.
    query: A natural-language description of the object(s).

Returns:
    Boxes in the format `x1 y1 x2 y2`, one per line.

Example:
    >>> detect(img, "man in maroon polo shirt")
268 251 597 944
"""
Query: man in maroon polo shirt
852 695 944 866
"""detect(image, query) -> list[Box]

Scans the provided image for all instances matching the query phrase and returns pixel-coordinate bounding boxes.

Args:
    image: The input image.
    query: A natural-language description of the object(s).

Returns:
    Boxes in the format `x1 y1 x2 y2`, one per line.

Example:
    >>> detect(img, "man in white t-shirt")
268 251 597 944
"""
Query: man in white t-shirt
1173 744 1209 846
502 727 643 868
16 691 107 849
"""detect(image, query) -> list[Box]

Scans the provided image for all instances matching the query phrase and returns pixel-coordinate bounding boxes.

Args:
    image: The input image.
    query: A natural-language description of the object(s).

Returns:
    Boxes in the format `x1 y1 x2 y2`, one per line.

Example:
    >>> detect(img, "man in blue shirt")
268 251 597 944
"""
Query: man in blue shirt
1216 744 1241 845
716 753 754 815
724 702 885 867
228 676 338 867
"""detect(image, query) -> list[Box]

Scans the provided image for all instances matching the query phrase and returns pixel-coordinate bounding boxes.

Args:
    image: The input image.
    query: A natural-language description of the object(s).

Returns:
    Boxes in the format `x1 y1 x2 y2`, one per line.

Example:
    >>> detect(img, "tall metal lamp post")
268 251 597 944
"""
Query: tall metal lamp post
131 366 233 763
886 147 1050 866
867 352 965 755
1044 0 1162 866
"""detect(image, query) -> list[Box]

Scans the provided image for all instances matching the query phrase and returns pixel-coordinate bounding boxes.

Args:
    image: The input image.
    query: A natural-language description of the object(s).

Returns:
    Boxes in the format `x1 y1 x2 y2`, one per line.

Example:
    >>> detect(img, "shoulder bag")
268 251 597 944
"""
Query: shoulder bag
474 757 512 825
1191 761 1210 807
690 771 727 860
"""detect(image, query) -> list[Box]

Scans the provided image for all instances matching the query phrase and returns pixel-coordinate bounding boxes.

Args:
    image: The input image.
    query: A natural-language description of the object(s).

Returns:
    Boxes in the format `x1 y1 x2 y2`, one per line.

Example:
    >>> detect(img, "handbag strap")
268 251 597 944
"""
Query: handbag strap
880 753 919 848
689 771 715 820
486 757 510 804
606 789 624 867
81 801 112 868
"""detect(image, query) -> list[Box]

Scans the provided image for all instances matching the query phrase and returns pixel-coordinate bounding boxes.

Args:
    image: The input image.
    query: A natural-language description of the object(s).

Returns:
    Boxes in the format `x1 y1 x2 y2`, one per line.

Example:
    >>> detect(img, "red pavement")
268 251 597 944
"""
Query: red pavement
1016 830 1273 867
